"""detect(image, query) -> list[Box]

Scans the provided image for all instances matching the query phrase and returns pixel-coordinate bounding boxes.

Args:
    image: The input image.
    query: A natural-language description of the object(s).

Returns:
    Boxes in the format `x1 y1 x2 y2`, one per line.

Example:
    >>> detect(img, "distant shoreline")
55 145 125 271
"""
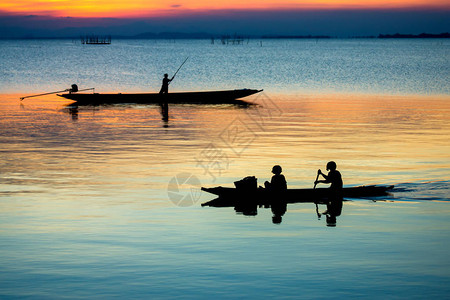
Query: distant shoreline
0 32 449 40
378 33 450 39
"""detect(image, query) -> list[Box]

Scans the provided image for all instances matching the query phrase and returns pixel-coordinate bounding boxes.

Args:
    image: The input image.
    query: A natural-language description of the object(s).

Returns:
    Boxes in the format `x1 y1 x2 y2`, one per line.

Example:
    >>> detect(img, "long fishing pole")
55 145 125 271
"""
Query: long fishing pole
20 87 94 101
169 57 189 84
20 89 69 101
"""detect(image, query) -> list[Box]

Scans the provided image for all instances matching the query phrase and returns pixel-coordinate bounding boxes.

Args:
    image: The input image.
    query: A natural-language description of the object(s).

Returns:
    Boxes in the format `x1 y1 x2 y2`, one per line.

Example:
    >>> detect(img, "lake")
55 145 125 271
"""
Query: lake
0 39 449 299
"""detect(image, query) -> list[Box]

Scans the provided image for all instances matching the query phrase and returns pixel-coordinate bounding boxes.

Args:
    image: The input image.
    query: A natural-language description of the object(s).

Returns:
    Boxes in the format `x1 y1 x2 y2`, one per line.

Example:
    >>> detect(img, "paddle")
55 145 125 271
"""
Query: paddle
169 57 189 84
314 170 321 219
20 86 94 101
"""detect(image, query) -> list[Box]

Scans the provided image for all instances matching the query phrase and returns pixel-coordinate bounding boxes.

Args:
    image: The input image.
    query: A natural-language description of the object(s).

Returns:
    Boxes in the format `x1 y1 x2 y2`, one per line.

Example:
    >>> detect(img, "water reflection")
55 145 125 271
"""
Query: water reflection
63 104 103 122
67 105 78 121
2 93 450 298
321 200 343 227
234 197 288 224
63 101 171 125
204 193 343 226
270 198 287 224
159 102 169 127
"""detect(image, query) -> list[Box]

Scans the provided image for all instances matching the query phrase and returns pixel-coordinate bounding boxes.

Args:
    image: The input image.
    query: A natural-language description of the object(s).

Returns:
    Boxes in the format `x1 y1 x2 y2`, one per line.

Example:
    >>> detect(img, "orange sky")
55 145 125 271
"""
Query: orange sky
1 0 449 18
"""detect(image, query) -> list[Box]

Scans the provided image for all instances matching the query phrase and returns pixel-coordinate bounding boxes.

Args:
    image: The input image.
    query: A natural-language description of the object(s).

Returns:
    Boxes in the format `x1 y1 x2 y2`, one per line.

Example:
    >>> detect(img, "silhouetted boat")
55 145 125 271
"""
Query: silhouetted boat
58 89 262 105
201 185 394 207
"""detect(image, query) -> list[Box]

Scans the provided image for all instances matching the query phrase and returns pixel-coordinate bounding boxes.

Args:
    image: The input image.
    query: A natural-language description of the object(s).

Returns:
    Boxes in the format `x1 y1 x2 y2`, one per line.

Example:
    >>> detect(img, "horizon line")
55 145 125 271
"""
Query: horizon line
1 32 449 40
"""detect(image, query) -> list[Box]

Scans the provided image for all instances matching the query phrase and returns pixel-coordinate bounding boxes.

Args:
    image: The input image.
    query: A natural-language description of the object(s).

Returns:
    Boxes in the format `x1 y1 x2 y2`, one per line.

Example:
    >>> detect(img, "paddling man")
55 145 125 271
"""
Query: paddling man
159 73 174 94
315 161 343 220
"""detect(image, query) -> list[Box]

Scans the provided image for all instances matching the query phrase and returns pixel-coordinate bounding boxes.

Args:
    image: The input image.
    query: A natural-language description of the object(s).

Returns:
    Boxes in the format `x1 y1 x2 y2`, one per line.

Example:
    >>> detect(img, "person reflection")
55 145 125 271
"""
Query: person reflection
159 102 169 127
314 161 343 226
271 198 287 224
68 105 79 121
264 165 288 224
324 201 342 227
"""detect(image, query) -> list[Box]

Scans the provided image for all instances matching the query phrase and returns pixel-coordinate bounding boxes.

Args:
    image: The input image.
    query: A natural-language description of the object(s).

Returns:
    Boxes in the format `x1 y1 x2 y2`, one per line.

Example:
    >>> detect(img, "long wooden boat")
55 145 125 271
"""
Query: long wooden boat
58 89 262 105
201 185 394 207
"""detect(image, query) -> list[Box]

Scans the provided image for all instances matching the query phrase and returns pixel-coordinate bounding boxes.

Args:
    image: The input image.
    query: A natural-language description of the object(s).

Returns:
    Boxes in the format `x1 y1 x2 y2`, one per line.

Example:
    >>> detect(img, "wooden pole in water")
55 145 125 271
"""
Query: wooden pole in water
20 89 69 101
314 171 321 219
20 87 95 101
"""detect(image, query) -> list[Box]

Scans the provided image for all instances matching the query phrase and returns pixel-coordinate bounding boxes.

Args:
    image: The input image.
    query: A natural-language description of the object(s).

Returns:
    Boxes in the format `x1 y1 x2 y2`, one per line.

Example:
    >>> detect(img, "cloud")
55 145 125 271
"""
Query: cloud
0 8 449 38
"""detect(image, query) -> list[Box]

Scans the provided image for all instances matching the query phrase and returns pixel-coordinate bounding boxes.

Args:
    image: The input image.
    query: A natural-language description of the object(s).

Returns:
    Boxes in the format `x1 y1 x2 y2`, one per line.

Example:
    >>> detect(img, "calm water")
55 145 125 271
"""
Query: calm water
0 39 449 95
1 39 450 298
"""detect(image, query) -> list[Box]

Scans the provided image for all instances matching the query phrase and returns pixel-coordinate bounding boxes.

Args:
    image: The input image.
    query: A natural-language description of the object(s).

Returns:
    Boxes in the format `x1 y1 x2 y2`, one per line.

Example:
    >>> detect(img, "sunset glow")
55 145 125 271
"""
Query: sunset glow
1 0 449 17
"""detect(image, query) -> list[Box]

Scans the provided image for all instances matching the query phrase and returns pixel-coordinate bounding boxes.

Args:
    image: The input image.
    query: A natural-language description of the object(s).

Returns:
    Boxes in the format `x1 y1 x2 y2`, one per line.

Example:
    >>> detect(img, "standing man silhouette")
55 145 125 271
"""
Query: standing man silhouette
159 73 173 94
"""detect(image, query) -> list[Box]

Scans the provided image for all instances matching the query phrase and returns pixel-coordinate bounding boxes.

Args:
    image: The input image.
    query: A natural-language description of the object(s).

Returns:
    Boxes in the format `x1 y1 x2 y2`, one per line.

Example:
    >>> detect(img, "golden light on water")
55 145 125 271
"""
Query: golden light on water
1 90 450 298
3 93 449 192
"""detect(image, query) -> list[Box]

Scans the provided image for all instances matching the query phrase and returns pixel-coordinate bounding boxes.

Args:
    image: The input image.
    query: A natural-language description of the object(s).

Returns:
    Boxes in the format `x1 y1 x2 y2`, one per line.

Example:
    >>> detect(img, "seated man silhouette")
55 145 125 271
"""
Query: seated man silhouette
315 161 343 221
264 165 288 224
264 165 287 192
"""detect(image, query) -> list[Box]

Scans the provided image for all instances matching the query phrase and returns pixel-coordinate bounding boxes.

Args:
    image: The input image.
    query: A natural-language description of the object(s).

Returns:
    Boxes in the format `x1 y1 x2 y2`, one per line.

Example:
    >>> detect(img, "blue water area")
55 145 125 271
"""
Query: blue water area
0 39 449 95
1 182 449 299
0 39 449 298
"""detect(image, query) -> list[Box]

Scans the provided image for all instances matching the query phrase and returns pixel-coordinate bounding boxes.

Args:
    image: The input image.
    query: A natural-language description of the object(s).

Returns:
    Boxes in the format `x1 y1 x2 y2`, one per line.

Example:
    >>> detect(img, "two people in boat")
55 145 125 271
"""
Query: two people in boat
264 162 343 225
264 161 342 196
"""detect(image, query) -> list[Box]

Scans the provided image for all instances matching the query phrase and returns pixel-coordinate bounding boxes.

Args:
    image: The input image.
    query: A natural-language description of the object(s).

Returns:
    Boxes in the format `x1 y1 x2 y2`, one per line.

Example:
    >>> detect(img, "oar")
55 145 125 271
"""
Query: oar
314 171 321 219
169 57 189 84
20 87 95 101
20 89 69 101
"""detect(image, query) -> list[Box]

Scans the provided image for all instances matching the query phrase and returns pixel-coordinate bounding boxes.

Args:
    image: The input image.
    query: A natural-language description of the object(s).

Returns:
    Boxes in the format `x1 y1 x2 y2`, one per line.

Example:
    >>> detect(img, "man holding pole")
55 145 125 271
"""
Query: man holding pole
159 73 173 94
159 57 189 95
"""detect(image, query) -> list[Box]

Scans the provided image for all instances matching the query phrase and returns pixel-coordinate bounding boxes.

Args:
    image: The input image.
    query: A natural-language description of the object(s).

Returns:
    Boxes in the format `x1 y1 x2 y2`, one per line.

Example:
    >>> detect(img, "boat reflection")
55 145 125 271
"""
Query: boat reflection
234 198 288 224
203 193 343 226
63 104 100 122
62 100 254 128
63 103 170 127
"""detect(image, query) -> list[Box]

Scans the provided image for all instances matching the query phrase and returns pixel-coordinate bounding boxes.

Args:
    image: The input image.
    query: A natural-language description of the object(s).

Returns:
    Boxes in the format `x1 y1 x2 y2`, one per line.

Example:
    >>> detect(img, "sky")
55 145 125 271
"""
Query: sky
0 0 449 37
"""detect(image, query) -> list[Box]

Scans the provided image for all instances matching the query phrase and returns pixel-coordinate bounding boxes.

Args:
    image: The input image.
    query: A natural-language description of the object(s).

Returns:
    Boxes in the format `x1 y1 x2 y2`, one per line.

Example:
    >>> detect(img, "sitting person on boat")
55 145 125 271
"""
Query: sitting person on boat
264 165 287 192
264 165 287 223
314 161 343 199
315 161 343 217
159 73 173 94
